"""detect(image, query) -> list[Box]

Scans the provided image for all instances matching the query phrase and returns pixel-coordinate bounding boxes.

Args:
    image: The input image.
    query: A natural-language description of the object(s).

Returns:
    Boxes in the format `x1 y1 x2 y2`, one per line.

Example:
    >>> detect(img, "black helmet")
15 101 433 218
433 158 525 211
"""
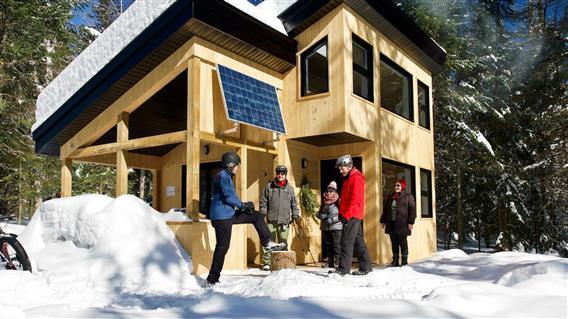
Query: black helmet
275 165 288 174
222 152 241 168
335 154 353 168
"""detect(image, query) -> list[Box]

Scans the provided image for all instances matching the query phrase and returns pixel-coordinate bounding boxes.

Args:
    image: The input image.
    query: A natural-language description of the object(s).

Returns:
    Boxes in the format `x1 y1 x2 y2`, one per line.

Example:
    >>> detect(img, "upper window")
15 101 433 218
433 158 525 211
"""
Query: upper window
420 169 433 218
352 34 373 102
418 81 430 129
380 55 413 121
382 159 415 202
301 37 328 96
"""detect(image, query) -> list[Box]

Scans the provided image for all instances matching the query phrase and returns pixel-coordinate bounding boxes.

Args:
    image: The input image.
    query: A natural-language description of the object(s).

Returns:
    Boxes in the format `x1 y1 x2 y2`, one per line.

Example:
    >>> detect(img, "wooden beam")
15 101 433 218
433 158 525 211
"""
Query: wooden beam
236 146 247 200
116 112 129 196
76 153 161 170
61 39 196 159
186 57 201 221
61 158 72 197
200 132 278 155
70 131 187 159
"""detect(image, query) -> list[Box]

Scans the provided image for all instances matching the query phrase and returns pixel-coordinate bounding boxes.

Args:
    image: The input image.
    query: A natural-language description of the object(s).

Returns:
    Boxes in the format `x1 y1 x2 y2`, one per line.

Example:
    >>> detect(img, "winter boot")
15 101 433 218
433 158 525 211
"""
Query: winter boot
263 241 286 253
401 256 408 266
327 256 335 268
389 255 400 267
261 264 271 271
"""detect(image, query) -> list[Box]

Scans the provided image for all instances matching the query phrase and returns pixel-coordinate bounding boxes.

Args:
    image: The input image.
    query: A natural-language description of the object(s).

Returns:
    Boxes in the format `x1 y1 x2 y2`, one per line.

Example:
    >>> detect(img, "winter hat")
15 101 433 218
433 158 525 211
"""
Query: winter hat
326 181 338 192
399 178 407 192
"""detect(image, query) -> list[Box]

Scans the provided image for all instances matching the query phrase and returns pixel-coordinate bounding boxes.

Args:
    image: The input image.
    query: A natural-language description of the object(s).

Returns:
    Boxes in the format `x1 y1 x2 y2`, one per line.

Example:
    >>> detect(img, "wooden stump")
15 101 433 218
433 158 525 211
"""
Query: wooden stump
270 250 296 271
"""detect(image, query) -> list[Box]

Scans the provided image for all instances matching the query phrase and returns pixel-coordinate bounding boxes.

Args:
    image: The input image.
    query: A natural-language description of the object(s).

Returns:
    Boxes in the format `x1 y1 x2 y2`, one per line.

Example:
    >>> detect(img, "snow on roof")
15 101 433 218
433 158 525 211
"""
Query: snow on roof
33 0 296 133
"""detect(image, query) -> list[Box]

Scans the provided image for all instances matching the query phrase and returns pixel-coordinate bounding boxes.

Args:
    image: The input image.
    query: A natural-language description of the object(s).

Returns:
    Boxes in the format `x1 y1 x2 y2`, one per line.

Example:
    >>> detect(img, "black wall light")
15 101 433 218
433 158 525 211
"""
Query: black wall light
301 158 308 169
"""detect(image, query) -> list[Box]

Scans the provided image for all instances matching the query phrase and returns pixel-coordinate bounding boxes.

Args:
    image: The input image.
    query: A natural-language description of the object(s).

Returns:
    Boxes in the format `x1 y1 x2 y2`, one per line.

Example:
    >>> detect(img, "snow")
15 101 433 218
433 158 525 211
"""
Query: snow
457 121 495 156
1 196 567 318
33 0 296 133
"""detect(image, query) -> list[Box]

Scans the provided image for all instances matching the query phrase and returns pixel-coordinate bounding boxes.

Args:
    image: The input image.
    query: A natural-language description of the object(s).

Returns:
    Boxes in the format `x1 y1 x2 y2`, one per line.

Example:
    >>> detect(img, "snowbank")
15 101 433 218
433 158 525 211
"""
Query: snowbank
17 195 198 297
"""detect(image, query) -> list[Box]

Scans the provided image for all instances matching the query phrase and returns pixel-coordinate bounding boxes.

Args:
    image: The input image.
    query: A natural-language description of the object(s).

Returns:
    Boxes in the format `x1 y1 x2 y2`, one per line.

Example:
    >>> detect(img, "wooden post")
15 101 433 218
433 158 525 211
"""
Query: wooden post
61 158 72 197
116 112 129 196
236 146 247 200
186 57 201 221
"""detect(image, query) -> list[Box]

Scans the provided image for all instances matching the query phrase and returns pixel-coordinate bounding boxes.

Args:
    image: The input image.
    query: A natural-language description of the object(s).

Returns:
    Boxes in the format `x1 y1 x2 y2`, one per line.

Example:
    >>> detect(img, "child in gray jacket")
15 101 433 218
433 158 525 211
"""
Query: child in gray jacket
317 181 342 268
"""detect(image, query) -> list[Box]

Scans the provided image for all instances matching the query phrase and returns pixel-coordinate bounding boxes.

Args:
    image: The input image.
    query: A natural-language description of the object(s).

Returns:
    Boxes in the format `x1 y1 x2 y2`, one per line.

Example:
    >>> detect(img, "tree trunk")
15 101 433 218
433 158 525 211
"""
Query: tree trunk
456 166 463 249
139 170 145 200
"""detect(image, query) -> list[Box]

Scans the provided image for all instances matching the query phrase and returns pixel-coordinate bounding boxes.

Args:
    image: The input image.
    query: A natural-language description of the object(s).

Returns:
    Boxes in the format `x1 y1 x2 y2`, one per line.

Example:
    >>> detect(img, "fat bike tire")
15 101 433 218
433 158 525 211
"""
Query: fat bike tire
1 237 32 272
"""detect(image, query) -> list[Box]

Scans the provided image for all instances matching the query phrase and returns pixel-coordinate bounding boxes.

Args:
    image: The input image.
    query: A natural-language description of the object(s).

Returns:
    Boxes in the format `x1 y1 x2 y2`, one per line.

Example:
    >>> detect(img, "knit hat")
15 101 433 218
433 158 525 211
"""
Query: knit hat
399 178 407 192
326 181 338 192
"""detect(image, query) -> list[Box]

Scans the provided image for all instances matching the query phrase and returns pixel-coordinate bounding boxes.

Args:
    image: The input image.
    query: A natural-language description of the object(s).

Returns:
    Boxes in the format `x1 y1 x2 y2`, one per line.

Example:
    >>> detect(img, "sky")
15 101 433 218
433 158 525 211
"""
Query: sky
1 195 566 318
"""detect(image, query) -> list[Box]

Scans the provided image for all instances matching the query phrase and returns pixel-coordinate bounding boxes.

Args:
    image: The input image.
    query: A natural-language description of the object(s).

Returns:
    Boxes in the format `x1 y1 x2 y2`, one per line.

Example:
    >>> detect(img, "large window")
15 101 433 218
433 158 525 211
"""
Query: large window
380 55 413 121
420 169 433 218
382 159 415 203
301 37 328 96
418 81 430 129
352 34 373 102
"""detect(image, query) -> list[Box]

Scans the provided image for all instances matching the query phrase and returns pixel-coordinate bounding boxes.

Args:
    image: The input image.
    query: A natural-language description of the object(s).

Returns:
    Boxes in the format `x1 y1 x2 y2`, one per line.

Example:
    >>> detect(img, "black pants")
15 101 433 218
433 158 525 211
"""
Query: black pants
337 218 372 274
323 229 341 266
389 233 408 258
207 211 271 283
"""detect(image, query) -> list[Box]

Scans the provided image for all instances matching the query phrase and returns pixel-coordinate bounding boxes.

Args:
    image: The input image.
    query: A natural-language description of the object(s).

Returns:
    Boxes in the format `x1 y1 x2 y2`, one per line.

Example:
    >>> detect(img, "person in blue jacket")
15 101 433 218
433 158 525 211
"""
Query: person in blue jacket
206 152 286 286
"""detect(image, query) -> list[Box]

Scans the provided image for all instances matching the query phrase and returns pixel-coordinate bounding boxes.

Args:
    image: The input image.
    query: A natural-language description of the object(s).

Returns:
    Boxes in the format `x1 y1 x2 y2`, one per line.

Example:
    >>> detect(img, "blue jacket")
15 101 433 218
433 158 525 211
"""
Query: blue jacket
210 169 243 220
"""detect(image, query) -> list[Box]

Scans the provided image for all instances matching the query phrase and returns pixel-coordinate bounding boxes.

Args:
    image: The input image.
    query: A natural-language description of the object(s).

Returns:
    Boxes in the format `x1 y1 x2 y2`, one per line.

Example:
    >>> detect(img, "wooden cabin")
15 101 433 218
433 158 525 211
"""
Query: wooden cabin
33 0 445 274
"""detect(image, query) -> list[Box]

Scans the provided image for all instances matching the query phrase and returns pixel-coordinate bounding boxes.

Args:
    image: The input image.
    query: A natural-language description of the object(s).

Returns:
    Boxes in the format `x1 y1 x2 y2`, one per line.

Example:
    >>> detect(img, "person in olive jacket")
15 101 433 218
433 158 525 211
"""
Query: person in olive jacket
380 178 416 267
259 164 301 270
206 152 285 286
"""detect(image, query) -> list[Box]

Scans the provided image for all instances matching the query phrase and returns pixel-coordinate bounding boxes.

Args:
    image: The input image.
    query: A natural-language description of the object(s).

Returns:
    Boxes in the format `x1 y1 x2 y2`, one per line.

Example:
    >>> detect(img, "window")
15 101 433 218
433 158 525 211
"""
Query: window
420 169 433 218
352 34 373 102
418 81 430 129
301 37 328 96
382 159 415 203
380 55 413 121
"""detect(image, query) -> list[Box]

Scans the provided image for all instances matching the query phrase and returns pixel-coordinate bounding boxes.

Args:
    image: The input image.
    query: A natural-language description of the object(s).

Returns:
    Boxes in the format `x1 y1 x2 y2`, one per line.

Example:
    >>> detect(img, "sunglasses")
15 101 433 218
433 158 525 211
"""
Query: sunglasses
276 172 286 176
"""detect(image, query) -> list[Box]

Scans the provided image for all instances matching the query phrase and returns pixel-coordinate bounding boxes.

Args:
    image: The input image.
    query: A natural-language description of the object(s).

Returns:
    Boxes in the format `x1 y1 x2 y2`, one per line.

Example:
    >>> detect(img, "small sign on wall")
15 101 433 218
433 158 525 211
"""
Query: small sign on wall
166 186 175 197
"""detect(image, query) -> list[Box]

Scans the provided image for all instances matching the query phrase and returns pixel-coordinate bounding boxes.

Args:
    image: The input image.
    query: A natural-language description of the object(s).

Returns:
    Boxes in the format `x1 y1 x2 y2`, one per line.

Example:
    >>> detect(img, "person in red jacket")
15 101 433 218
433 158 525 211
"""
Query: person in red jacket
332 154 373 276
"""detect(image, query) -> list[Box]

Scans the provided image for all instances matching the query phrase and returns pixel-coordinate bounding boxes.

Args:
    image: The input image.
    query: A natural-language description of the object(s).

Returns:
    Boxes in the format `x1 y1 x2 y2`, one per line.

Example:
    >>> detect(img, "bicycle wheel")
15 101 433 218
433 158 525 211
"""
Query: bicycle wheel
0 237 32 272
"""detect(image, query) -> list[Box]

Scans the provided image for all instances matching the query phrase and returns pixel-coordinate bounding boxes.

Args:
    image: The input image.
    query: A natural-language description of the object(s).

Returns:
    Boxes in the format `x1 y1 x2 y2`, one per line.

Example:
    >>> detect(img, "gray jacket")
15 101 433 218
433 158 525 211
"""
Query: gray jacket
317 202 343 231
259 180 300 224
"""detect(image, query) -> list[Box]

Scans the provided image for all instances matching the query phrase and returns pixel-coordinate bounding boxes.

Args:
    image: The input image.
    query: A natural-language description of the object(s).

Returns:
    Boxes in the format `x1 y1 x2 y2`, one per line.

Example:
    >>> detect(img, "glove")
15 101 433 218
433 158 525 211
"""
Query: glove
326 217 334 225
339 215 348 224
241 201 255 215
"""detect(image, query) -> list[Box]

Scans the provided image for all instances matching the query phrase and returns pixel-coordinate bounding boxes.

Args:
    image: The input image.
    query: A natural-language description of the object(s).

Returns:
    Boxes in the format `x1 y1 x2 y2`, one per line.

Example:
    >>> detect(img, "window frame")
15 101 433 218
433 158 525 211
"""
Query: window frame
419 168 433 218
352 34 374 102
381 158 416 200
300 37 329 97
379 54 414 121
418 81 431 129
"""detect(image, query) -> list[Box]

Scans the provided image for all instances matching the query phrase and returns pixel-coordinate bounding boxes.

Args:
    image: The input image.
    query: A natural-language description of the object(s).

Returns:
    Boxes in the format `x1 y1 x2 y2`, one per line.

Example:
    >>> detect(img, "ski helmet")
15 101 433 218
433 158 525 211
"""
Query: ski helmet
275 165 288 175
221 152 241 168
335 154 353 168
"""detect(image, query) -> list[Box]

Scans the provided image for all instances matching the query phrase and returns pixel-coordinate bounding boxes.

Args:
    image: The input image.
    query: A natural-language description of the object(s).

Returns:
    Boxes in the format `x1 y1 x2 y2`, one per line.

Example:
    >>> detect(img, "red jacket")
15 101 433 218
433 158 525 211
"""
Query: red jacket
339 167 365 221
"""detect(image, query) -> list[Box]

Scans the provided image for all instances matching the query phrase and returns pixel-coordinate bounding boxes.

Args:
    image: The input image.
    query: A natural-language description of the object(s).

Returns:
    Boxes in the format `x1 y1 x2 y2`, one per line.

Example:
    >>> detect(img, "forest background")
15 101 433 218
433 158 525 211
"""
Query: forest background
0 0 566 255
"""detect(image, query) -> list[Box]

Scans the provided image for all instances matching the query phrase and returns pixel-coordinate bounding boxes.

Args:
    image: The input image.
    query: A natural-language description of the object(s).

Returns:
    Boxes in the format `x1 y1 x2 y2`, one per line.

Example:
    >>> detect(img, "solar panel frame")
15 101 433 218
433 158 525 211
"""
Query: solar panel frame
216 64 287 135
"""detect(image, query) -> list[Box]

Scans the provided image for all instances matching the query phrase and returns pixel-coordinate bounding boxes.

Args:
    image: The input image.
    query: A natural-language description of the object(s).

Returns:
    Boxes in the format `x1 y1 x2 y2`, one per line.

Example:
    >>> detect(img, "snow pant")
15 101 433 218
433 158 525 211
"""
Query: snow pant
323 229 342 267
207 211 272 284
336 218 372 274
262 222 289 265
389 232 409 261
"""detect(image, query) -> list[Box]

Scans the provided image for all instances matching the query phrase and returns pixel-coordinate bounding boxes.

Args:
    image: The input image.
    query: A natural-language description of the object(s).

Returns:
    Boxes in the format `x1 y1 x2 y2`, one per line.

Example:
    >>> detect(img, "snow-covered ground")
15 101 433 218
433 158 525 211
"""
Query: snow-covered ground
1 195 566 318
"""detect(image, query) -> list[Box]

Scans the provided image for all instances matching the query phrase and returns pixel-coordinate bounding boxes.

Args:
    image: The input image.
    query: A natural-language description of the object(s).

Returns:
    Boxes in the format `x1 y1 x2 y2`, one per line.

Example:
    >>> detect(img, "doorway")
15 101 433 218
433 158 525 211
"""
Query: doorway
319 156 362 258
181 162 222 218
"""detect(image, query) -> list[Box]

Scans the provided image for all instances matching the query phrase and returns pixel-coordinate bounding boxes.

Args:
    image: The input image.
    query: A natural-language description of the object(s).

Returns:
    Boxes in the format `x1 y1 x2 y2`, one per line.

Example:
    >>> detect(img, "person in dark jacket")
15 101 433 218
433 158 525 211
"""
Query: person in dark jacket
332 154 373 276
380 178 416 267
317 181 342 268
259 165 301 271
206 152 285 286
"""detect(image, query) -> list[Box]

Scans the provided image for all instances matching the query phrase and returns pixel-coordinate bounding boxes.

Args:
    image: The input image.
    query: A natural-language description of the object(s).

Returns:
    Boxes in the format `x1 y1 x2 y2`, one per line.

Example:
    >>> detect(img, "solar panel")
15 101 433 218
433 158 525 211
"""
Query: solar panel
217 64 286 135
